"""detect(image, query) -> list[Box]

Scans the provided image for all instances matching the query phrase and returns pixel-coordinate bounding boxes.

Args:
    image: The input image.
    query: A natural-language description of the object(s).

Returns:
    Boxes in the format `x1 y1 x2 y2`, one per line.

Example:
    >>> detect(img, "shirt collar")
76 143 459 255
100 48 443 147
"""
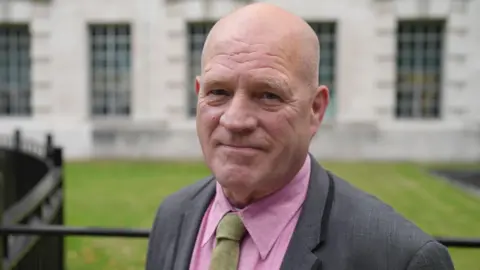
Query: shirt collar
202 155 311 259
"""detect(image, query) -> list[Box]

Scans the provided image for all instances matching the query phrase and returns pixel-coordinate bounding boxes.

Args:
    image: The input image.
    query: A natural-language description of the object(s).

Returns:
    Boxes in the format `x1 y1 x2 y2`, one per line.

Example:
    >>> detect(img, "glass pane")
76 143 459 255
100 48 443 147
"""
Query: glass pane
186 21 336 120
309 22 336 119
187 22 215 117
0 24 31 116
395 20 444 119
89 24 131 117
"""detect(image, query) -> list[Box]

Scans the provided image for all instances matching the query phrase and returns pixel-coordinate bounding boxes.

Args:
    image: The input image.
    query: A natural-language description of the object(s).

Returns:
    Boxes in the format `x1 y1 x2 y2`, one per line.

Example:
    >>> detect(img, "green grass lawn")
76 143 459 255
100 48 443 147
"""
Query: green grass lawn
64 160 480 270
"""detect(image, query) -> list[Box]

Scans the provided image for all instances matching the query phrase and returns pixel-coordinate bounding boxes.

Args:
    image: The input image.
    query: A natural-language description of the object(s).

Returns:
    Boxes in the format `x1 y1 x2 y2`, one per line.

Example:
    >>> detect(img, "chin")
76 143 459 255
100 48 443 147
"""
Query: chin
212 162 256 188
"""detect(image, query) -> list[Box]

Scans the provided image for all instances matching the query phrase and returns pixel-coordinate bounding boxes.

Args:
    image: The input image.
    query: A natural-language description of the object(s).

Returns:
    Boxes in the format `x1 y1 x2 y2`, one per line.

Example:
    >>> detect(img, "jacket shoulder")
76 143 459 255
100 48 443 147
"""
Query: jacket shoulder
153 176 214 225
145 176 214 269
325 171 448 268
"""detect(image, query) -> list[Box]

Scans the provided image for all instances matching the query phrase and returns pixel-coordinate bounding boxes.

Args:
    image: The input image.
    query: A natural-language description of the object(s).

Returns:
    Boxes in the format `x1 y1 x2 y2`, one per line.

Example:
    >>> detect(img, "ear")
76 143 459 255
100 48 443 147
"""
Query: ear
195 76 201 95
310 85 329 136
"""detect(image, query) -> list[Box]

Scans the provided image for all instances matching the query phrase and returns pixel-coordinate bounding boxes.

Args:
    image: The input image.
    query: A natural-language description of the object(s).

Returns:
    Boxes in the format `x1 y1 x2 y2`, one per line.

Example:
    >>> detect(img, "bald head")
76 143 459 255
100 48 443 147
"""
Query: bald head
201 3 320 90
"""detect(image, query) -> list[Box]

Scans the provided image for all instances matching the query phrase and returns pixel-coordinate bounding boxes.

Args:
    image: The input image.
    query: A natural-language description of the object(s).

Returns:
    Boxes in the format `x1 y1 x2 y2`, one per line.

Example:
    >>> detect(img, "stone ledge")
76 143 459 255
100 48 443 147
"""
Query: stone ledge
165 0 252 3
91 119 169 131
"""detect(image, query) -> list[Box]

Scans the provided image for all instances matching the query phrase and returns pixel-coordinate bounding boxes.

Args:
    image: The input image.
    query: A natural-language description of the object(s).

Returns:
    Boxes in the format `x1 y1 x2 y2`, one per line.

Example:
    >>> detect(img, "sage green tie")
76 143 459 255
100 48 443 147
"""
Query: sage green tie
209 213 246 270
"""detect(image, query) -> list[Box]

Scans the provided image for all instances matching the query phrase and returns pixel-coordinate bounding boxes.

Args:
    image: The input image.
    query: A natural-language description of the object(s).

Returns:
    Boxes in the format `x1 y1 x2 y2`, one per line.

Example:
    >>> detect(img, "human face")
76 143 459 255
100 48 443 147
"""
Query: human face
196 38 327 204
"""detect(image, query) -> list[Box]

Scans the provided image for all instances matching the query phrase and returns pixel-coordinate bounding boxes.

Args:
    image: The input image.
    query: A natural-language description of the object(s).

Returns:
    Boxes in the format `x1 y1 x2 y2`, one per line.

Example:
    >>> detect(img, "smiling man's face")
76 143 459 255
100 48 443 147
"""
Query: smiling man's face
195 5 329 206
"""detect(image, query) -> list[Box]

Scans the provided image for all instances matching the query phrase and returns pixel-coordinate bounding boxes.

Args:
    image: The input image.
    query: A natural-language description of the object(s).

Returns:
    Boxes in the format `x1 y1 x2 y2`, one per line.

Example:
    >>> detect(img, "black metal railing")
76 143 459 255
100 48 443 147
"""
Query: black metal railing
2 225 479 247
0 130 479 270
0 130 64 270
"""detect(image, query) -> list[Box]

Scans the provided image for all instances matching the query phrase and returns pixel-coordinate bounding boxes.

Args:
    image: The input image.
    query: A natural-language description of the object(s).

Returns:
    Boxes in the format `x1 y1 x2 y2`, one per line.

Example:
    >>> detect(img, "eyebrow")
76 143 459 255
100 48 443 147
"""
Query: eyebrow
202 76 232 89
203 73 291 94
262 76 290 92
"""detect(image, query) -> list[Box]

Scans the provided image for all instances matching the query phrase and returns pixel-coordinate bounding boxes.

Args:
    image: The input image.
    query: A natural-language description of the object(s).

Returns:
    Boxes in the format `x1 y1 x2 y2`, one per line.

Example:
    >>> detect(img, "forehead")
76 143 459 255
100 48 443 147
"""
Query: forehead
203 35 291 65
202 39 293 88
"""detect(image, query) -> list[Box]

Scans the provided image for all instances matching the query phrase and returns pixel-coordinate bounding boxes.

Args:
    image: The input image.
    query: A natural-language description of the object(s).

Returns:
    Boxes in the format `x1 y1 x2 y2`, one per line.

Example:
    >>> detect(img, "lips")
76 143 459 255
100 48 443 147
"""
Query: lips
219 144 263 152
223 143 258 148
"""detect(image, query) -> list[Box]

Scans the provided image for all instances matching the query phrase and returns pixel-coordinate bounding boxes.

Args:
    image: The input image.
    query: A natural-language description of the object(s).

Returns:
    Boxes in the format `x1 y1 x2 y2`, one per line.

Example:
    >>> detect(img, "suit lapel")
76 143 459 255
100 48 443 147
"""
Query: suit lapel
280 155 335 270
174 177 216 270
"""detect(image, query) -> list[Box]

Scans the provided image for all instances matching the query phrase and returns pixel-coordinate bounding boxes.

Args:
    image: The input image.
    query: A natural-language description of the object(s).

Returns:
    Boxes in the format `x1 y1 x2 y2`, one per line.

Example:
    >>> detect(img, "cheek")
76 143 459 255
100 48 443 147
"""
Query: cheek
211 115 220 122
197 105 222 137
262 113 297 142
268 109 310 147
204 110 222 127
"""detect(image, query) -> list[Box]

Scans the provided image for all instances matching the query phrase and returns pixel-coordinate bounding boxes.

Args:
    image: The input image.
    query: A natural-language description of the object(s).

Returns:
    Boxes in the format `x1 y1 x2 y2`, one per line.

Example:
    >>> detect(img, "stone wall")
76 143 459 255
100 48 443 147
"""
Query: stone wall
0 0 478 161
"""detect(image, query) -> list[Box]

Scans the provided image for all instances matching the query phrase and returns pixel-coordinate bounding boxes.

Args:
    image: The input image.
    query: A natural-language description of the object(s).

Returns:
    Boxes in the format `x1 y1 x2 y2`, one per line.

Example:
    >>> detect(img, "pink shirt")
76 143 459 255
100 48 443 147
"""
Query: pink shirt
189 155 311 270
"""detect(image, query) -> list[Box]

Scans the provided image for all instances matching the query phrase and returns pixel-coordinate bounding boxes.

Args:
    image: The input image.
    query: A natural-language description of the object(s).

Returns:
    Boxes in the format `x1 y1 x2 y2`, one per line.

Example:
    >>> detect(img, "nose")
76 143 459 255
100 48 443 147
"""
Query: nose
219 93 258 133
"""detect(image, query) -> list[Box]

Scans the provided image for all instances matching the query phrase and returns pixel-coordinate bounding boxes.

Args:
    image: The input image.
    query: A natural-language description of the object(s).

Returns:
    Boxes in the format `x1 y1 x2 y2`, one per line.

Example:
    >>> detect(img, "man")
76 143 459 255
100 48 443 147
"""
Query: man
146 3 454 270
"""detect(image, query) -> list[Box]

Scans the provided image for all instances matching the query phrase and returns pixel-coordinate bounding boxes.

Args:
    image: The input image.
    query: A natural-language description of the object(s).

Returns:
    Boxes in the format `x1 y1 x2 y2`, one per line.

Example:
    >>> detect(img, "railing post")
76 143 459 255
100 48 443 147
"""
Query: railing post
0 172 4 270
52 147 64 270
12 129 21 203
13 129 20 152
46 133 53 162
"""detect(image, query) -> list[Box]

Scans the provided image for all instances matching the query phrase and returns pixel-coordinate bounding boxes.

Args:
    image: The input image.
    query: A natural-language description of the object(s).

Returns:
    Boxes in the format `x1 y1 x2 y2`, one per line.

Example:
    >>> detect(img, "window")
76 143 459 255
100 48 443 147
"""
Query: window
0 24 31 116
309 22 337 119
89 24 131 117
186 22 337 119
187 22 214 117
395 20 444 119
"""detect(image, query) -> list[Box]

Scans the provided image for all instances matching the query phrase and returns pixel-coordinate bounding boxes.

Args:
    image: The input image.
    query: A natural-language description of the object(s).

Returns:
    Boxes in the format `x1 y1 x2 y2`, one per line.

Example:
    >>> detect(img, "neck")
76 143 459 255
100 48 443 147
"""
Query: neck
222 153 308 209
222 154 308 208
222 185 277 208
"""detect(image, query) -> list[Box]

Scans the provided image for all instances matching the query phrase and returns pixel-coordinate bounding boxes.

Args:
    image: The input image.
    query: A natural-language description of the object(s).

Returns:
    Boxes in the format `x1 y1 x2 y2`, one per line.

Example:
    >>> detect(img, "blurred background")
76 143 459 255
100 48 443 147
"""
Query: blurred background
0 0 479 269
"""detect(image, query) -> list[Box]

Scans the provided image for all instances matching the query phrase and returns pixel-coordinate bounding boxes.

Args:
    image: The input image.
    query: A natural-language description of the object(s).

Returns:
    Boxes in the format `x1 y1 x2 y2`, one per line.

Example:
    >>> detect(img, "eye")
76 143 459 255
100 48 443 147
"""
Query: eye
261 92 281 100
209 89 230 96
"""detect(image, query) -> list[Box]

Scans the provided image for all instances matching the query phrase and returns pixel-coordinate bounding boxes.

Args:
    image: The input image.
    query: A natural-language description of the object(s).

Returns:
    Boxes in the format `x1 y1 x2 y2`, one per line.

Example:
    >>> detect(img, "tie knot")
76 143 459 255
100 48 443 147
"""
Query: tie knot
216 213 246 242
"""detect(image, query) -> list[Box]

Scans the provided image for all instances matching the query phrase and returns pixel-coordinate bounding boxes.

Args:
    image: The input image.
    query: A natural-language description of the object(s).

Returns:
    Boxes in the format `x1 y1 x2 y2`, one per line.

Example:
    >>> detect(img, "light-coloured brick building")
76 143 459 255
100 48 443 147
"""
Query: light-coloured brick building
0 0 479 161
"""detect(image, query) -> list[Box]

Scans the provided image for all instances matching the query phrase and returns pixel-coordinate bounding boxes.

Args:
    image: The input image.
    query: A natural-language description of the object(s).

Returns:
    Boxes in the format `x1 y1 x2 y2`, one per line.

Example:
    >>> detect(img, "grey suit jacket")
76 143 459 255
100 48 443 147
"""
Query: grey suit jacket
145 156 455 270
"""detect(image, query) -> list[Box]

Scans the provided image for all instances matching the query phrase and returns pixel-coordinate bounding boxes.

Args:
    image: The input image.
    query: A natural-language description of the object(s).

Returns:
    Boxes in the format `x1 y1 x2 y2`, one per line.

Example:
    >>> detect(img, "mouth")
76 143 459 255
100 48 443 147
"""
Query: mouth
219 144 263 153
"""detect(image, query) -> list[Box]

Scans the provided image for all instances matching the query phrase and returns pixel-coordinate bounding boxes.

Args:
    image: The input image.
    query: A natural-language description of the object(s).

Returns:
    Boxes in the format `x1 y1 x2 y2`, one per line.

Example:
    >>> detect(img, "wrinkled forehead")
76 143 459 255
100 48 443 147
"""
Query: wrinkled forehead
202 32 294 66
203 32 299 76
201 37 294 87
